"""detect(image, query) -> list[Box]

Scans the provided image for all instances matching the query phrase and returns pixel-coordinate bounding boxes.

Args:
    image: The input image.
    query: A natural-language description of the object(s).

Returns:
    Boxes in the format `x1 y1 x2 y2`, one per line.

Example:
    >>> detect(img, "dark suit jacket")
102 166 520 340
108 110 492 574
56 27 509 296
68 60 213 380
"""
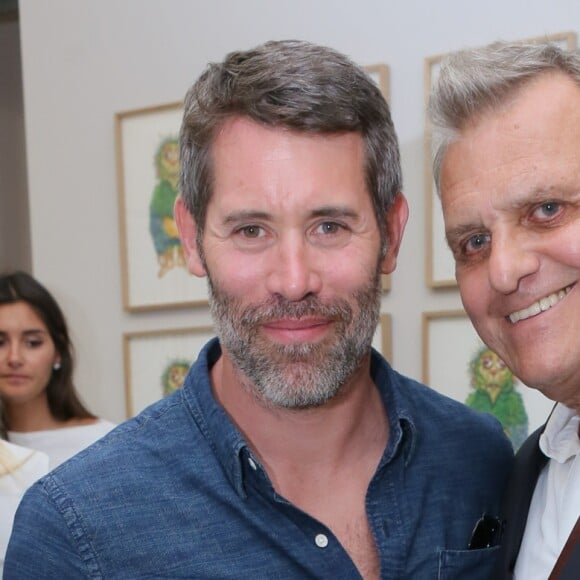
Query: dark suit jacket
494 419 580 579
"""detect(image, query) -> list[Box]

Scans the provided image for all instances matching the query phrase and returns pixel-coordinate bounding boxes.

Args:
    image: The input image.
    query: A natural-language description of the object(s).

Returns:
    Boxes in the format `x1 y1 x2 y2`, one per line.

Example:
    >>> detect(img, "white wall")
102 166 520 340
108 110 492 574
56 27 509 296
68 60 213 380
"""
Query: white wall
18 0 580 422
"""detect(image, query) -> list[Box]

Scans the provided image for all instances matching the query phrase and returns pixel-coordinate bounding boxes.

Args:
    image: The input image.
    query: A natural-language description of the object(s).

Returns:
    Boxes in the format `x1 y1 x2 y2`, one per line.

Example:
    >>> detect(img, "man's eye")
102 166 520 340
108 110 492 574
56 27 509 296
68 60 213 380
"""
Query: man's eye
464 233 490 254
317 222 342 235
238 225 264 238
532 201 561 220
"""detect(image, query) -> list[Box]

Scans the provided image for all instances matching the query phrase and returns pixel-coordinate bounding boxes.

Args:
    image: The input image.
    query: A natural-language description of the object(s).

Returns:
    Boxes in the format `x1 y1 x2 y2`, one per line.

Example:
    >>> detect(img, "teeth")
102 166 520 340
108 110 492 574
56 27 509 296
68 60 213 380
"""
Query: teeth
509 286 572 323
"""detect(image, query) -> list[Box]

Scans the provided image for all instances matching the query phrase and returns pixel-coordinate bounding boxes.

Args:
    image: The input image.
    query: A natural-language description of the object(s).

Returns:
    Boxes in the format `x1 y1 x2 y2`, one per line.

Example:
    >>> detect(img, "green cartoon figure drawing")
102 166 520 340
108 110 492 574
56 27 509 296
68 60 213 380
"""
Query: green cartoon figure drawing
149 136 185 277
161 359 190 397
466 345 528 451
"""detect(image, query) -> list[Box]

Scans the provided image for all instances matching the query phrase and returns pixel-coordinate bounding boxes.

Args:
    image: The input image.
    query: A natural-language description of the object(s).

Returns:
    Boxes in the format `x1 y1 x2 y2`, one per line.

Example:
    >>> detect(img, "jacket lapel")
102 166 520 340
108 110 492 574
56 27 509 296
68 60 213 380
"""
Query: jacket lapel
495 424 548 578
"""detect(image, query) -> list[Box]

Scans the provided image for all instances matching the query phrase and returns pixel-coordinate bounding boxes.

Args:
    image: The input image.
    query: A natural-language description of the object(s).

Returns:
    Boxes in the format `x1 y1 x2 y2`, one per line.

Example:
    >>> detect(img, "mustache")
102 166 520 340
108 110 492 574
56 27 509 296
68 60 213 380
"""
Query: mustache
228 295 354 326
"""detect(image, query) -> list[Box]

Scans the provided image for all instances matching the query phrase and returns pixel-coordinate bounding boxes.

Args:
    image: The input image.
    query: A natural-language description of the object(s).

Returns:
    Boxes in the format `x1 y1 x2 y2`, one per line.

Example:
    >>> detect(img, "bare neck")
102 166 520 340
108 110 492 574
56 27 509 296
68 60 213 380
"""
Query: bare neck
210 353 389 486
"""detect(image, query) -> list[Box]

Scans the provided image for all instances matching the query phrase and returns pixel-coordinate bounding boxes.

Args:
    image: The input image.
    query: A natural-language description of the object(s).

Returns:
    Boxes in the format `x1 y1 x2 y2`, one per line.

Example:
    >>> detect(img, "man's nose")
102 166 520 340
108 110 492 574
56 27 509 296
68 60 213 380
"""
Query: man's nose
266 235 323 301
488 230 539 294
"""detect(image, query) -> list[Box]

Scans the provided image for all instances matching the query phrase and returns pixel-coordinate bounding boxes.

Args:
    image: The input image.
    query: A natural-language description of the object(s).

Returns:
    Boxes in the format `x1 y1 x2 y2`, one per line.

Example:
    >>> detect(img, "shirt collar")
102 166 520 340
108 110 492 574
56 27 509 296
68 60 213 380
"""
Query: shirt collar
539 403 580 463
370 349 418 467
182 338 250 498
182 339 418 498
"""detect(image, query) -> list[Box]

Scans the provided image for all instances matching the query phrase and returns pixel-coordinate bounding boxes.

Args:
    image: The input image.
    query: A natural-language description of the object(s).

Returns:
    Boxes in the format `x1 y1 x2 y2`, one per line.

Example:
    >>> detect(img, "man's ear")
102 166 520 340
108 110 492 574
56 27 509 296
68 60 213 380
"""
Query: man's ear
174 196 207 277
380 193 409 275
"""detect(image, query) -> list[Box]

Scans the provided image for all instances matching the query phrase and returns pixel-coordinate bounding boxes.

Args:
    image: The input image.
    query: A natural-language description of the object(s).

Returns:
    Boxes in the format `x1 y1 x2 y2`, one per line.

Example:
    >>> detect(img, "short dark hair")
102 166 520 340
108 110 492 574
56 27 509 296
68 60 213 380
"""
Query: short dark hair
0 271 95 427
179 39 402 252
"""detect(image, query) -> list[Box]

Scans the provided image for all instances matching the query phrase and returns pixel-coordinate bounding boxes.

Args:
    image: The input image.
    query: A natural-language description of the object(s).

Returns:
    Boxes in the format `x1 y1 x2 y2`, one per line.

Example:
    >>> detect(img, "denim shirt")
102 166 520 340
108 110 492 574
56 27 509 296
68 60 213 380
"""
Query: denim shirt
5 339 513 579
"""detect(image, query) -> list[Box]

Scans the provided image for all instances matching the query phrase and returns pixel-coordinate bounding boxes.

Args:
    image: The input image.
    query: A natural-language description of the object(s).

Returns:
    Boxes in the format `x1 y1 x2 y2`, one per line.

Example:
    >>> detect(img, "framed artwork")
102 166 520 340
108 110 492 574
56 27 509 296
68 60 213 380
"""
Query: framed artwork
365 64 389 100
365 64 391 292
422 310 554 450
423 52 453 288
424 31 577 288
372 313 392 361
116 102 208 311
123 325 215 417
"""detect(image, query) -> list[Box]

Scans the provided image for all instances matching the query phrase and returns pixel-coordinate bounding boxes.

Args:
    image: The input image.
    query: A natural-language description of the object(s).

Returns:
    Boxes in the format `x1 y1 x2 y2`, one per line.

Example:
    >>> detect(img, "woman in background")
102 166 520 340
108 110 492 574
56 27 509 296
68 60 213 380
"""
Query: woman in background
0 271 115 470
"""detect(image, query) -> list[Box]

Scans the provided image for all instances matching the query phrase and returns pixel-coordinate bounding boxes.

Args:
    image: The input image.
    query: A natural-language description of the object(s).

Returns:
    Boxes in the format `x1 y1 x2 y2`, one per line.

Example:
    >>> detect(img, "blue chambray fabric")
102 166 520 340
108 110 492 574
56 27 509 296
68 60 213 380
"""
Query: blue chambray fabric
5 339 513 579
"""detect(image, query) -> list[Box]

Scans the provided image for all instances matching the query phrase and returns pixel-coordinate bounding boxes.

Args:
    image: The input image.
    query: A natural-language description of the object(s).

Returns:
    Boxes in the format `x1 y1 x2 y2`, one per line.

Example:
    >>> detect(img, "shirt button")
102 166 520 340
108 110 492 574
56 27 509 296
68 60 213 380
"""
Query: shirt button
315 534 329 548
248 457 257 470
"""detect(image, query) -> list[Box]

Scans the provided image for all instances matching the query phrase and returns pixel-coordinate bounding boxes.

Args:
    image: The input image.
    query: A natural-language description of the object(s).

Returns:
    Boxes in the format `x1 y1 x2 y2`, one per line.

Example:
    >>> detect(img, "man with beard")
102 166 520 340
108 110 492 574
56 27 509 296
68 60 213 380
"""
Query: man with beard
429 41 580 579
6 40 512 579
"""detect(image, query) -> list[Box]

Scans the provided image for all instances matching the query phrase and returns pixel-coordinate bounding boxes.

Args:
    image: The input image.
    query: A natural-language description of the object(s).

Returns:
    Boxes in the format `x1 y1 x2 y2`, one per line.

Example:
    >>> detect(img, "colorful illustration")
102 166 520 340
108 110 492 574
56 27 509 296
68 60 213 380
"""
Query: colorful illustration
466 345 528 450
161 359 190 397
149 136 185 277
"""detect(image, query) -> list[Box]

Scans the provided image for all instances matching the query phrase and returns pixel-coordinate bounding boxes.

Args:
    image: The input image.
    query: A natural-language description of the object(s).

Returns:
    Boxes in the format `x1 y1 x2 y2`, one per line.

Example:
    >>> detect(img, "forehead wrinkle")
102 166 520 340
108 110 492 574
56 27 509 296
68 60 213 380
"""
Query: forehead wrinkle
444 164 564 216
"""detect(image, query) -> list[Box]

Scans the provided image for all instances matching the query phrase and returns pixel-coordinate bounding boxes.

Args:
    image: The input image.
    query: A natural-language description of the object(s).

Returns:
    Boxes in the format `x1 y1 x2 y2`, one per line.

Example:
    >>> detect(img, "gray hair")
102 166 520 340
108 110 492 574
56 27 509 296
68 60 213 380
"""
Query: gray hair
429 40 580 192
179 39 402 248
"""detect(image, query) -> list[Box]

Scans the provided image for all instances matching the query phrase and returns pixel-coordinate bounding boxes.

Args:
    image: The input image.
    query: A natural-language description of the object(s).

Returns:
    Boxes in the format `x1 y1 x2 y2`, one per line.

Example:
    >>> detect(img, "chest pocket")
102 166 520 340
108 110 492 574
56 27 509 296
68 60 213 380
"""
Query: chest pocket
437 546 499 580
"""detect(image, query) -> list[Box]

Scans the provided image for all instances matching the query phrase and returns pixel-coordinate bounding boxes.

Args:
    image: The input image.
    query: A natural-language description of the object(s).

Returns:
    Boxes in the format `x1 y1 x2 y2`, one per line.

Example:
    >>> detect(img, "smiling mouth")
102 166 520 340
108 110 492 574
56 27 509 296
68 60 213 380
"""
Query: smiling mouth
508 285 572 323
264 317 331 330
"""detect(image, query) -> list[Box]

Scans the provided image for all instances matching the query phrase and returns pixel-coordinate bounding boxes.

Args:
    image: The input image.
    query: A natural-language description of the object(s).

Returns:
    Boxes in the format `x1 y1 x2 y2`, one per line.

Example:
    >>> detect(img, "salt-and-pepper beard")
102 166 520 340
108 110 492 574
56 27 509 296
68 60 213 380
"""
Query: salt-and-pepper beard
207 267 382 410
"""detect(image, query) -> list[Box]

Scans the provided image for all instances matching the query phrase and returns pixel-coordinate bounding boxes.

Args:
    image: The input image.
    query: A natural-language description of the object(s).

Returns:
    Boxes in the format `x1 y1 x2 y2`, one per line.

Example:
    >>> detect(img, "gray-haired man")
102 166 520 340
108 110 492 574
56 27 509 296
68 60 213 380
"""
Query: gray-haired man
430 41 580 579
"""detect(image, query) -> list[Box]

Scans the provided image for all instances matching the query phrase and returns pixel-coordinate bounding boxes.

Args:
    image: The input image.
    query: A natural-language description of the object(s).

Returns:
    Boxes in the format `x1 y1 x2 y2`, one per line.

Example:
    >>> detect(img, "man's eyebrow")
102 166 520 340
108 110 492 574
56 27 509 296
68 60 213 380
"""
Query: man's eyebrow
309 206 359 219
222 210 271 225
221 206 359 225
445 223 481 243
511 186 572 206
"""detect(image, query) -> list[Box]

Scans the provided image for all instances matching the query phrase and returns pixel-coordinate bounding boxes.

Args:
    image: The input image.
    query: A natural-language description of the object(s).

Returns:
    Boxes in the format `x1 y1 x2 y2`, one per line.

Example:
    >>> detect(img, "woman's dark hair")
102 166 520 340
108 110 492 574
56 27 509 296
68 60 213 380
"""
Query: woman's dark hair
0 398 6 439
0 271 95 427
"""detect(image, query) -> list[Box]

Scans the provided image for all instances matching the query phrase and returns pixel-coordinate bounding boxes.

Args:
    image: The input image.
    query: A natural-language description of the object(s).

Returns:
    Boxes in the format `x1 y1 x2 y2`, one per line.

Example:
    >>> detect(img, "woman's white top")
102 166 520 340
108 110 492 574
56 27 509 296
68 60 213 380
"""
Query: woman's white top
0 441 50 572
8 419 116 470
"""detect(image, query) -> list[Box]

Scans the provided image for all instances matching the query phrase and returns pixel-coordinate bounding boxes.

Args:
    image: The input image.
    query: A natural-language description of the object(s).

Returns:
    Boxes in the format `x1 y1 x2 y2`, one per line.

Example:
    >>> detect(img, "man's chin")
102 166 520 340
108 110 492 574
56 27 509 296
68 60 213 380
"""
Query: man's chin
252 382 343 411
253 337 326 360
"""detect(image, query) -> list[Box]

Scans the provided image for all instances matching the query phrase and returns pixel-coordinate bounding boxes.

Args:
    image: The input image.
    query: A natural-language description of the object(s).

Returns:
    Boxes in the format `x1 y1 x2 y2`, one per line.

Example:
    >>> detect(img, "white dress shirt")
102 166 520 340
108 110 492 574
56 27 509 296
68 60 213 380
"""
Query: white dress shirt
514 403 580 580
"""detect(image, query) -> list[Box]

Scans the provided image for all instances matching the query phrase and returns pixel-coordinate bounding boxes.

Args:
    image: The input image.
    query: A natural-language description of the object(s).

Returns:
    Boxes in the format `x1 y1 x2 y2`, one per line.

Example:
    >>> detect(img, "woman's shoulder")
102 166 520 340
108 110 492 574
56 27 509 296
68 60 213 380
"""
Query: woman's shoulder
9 419 117 470
0 440 49 483
60 418 117 440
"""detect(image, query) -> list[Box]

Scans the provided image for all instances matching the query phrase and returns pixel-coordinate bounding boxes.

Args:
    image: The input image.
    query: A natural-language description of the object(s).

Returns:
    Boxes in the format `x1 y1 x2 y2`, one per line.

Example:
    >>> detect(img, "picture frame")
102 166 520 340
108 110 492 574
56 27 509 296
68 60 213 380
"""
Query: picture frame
422 310 554 450
424 31 577 288
116 102 209 311
365 64 389 101
373 313 392 361
365 64 391 292
123 325 215 417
